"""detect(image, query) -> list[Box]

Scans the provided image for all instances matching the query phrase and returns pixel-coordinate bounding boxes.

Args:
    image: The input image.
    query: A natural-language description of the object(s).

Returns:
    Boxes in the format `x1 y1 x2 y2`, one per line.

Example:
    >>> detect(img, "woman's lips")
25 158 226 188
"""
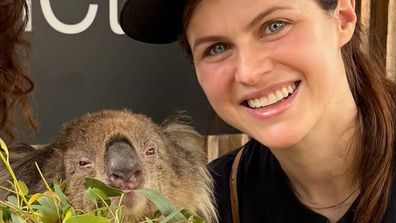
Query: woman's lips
242 81 301 119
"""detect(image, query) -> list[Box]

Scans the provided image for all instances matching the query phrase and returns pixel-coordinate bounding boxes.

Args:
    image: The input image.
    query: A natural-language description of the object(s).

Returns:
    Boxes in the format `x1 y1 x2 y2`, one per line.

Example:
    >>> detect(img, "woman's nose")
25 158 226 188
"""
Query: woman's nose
235 46 274 85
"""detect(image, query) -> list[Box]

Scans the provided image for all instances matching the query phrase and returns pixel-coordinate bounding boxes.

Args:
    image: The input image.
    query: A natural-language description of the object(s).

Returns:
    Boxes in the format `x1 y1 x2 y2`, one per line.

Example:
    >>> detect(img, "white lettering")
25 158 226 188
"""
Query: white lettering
40 0 98 34
25 0 32 31
109 0 124 35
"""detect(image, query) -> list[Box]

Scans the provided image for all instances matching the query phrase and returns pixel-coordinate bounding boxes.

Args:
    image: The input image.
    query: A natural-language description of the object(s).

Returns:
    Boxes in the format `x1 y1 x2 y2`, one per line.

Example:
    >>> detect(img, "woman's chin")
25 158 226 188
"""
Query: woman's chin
254 131 306 150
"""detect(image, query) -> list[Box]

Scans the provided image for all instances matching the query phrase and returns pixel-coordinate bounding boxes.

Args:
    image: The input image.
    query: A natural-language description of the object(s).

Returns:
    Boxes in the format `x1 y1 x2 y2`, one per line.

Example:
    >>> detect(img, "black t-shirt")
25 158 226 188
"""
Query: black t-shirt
208 139 396 223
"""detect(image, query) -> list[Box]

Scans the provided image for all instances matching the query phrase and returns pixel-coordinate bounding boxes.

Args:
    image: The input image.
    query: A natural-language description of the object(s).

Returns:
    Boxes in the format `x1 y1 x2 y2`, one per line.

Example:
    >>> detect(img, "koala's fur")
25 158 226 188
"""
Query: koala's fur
0 110 217 222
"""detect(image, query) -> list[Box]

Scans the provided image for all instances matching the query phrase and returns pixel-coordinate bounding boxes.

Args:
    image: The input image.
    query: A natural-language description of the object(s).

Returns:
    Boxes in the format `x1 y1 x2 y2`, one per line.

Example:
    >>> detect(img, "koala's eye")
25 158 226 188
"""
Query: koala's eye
144 148 156 158
78 158 93 168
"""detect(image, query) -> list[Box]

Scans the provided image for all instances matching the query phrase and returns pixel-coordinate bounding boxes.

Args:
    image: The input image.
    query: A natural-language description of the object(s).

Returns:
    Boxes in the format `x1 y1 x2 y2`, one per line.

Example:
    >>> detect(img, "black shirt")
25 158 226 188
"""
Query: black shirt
208 139 396 223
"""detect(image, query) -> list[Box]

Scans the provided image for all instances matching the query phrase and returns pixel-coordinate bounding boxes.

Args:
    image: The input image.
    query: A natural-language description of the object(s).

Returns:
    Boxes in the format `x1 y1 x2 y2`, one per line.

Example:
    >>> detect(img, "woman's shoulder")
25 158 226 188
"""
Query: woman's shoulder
207 139 269 175
207 139 279 222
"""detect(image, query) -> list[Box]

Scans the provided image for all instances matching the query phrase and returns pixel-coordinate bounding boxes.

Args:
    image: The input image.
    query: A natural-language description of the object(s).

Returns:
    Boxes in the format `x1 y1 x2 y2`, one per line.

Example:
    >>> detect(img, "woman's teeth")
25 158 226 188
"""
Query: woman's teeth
247 83 296 109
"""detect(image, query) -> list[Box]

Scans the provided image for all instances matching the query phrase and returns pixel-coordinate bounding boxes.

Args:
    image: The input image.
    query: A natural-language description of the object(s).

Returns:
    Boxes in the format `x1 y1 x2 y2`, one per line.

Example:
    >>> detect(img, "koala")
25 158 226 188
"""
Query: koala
0 109 217 222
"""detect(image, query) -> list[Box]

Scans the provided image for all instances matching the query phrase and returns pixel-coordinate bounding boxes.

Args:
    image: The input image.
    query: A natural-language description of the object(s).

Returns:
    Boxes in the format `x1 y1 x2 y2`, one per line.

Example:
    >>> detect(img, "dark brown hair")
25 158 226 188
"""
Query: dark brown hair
179 0 396 222
0 0 36 142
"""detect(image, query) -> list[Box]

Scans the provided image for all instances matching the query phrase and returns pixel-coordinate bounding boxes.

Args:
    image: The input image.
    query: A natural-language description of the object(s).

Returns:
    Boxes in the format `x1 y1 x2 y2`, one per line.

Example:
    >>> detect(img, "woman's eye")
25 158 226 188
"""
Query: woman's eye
205 43 229 56
263 21 286 35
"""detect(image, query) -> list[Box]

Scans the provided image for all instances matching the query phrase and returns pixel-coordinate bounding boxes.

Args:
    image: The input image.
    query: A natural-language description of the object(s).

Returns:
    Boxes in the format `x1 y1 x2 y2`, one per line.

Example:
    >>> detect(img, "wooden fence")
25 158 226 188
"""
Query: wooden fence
204 0 396 162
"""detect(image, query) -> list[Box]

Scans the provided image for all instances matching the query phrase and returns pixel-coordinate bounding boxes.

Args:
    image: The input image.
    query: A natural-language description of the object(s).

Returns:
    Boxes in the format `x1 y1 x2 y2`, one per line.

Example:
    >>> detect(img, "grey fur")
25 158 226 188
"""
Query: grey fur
0 109 217 222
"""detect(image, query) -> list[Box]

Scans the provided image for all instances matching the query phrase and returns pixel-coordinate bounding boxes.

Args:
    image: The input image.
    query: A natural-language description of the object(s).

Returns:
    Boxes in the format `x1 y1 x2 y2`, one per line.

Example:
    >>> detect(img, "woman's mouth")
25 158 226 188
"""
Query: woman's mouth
244 81 300 109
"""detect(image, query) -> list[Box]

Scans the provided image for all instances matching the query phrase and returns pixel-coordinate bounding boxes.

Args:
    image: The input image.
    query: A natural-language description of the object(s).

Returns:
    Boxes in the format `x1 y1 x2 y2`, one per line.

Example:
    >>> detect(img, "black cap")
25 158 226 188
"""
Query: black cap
120 0 187 44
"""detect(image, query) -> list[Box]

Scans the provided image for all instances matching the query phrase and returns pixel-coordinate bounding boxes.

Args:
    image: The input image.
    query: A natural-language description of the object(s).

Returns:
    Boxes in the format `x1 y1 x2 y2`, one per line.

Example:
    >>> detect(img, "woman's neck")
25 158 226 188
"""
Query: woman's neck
270 96 359 219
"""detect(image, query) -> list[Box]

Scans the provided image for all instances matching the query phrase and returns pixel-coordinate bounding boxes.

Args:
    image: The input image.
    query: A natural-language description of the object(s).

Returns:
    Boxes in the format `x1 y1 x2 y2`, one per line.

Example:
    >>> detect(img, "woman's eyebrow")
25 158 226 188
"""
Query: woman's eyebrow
192 36 224 52
246 5 292 30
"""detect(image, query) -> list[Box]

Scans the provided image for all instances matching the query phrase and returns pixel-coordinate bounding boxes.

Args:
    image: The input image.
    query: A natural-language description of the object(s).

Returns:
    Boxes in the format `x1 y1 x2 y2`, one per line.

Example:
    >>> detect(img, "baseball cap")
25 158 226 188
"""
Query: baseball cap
120 0 187 44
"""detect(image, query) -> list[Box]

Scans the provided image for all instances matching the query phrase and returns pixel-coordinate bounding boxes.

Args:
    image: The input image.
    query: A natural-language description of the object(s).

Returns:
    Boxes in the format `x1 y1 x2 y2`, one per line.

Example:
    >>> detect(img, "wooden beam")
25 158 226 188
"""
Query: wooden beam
387 0 396 79
358 0 371 51
360 0 371 32
369 0 389 65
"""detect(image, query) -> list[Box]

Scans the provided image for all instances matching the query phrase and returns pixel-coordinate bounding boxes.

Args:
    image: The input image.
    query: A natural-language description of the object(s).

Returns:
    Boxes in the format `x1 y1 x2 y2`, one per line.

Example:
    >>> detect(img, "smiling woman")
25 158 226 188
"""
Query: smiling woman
0 0 36 142
120 0 396 222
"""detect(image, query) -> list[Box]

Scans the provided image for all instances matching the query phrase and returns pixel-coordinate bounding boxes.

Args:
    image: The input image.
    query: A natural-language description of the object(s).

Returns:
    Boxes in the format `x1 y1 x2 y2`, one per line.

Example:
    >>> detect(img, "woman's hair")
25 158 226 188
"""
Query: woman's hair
0 0 36 142
179 0 396 222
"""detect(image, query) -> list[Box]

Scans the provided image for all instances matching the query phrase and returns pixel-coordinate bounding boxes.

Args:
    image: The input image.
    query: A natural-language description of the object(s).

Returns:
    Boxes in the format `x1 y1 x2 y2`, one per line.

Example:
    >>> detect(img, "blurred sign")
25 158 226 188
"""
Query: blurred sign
25 0 233 144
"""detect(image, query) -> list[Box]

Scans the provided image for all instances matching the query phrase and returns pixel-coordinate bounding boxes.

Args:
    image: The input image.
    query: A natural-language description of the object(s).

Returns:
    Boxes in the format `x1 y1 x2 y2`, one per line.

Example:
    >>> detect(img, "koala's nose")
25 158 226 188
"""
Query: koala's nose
106 140 143 189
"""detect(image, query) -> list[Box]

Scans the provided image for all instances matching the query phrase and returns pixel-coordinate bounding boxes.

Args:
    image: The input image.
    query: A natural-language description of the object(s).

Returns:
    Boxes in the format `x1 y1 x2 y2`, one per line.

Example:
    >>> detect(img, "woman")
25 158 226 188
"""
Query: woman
120 0 396 222
0 0 35 142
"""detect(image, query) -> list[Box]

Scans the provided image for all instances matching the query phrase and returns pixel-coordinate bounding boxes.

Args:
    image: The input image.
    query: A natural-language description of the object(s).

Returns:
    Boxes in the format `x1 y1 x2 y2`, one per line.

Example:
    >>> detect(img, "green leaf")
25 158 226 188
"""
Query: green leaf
64 214 110 223
53 181 70 208
28 193 43 205
62 207 74 223
114 206 123 222
7 195 18 207
37 195 58 210
10 213 24 223
135 189 187 222
0 138 9 159
17 180 28 196
83 178 123 197
33 195 60 223
0 207 10 222
159 210 187 223
31 204 59 223
180 209 204 223
84 187 111 206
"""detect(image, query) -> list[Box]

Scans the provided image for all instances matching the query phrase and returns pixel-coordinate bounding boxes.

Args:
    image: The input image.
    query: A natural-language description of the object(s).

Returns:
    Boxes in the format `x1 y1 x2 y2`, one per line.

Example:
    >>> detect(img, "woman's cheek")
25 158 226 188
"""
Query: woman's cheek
196 63 234 100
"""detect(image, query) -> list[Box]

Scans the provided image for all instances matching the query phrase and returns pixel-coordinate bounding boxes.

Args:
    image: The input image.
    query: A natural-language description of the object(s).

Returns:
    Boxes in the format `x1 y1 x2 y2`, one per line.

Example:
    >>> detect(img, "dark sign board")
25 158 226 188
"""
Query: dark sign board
26 0 234 144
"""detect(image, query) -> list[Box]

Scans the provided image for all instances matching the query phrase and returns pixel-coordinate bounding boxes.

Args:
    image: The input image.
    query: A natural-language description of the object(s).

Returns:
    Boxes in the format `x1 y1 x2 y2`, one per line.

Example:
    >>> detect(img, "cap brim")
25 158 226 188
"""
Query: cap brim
120 0 187 44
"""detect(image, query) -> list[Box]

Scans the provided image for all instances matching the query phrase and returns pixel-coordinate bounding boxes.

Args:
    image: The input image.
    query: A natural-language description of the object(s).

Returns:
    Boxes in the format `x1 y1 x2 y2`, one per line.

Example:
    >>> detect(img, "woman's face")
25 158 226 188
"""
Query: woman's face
186 0 357 149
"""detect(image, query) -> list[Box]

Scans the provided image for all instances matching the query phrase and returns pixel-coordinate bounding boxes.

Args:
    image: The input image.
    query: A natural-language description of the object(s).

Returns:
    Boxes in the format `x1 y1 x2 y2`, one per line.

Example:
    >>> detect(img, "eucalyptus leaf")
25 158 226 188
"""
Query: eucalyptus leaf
84 187 111 206
135 189 187 222
53 182 70 208
84 178 123 197
10 213 25 223
180 209 204 223
64 214 110 223
62 207 74 223
7 195 18 207
31 204 59 223
37 195 58 210
0 138 9 159
17 181 28 196
159 210 187 223
28 193 43 205
0 204 11 222
35 195 60 223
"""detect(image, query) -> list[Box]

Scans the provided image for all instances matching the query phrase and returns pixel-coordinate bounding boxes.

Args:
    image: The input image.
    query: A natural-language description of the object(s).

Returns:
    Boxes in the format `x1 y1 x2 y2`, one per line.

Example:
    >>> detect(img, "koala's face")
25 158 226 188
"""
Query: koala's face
4 110 214 223
54 111 173 213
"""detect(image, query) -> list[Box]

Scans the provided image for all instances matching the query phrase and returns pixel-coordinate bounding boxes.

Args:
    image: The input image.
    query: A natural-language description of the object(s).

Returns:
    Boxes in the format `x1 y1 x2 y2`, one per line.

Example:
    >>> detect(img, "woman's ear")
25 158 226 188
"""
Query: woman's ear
336 0 357 47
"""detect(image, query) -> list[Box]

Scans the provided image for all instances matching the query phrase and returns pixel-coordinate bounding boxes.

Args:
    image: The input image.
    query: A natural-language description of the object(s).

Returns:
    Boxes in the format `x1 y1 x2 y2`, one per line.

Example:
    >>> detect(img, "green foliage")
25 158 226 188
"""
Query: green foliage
0 138 204 223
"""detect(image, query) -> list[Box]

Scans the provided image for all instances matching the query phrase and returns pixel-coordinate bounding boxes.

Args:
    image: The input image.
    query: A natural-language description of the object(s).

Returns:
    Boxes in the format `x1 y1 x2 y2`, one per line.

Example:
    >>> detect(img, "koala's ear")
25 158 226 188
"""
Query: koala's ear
0 144 65 197
161 111 205 153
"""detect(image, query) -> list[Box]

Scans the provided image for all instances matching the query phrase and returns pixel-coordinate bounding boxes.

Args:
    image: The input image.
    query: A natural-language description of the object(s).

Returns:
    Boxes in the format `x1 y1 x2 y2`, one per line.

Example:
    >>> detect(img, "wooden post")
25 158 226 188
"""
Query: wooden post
207 135 220 163
206 134 250 163
360 0 371 48
387 0 396 79
369 0 389 66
